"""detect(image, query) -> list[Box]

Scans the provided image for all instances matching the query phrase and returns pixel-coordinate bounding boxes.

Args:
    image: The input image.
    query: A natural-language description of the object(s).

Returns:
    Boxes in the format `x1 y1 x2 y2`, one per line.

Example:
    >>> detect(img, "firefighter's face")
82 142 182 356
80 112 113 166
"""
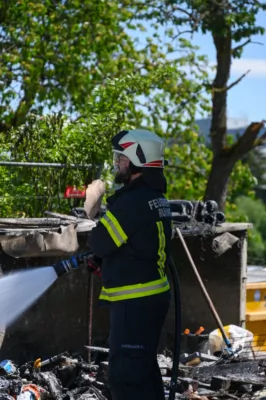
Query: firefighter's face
113 153 131 183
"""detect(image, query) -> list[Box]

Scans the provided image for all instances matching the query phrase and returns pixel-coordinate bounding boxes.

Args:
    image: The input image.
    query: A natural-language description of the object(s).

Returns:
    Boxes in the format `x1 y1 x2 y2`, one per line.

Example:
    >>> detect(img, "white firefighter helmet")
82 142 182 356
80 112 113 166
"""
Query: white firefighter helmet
111 129 167 168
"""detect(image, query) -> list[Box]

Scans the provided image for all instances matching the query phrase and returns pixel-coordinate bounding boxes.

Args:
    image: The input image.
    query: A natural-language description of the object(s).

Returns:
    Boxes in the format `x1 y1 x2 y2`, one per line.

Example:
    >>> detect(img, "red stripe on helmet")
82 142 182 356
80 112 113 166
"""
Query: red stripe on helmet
120 141 135 149
144 160 163 167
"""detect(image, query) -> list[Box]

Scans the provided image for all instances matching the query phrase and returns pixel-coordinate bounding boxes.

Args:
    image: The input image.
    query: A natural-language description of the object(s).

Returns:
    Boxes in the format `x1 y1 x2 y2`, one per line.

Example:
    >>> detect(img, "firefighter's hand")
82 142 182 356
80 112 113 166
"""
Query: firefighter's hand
87 254 102 278
84 179 106 219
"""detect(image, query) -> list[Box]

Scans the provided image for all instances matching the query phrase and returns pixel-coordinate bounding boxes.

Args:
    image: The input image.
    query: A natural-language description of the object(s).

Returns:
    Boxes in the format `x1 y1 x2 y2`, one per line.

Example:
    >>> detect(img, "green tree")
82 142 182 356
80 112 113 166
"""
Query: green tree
0 0 167 132
0 0 209 136
0 62 256 217
0 0 257 216
243 148 266 186
164 129 256 204
231 196 266 264
1 64 209 216
130 0 266 210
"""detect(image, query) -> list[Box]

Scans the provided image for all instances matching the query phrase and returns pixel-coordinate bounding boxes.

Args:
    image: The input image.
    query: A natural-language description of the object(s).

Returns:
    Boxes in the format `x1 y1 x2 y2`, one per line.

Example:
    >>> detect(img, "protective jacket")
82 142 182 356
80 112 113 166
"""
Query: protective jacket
88 176 172 303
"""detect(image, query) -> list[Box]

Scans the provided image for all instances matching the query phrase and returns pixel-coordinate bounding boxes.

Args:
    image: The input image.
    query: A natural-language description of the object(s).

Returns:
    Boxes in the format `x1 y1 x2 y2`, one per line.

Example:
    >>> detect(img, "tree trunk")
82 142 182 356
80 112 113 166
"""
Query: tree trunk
210 33 231 156
204 153 235 210
204 23 232 210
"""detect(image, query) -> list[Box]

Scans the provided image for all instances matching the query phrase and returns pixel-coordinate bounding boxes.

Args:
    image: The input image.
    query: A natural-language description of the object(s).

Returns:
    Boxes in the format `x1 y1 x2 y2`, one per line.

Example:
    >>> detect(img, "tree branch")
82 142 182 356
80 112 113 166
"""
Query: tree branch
231 121 265 158
254 129 266 146
231 39 251 56
10 88 37 129
0 121 9 134
232 39 264 57
209 69 250 95
226 69 251 90
170 5 194 19
173 29 194 40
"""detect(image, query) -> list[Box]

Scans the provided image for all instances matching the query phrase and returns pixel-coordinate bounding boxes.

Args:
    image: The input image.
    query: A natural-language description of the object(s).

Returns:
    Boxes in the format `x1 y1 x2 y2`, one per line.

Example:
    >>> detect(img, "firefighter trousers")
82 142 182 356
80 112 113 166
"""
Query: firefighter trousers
108 290 171 400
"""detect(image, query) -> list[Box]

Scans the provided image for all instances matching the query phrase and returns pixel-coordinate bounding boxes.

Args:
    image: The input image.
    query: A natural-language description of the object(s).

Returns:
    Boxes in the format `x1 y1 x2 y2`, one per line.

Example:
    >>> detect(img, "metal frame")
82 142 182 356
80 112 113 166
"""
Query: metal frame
0 161 93 169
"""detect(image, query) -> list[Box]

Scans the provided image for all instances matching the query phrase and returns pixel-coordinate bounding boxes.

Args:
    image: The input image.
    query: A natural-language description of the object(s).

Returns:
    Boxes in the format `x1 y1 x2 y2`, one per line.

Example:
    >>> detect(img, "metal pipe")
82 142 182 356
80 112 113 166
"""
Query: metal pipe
0 161 93 169
95 164 104 179
86 163 102 363
176 227 232 349
240 236 247 329
87 273 94 363
0 160 180 170
168 256 181 400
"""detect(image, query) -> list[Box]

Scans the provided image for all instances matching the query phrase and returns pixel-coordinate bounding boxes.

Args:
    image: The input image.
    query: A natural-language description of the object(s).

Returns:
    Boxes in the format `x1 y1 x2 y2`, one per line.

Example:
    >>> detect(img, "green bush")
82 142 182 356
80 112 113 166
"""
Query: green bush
231 196 266 265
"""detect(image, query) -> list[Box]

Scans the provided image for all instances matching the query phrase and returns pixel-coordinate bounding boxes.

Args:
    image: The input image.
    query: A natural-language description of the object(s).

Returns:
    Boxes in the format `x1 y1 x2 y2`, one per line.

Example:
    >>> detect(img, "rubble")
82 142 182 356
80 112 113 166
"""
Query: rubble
0 353 112 400
0 349 265 400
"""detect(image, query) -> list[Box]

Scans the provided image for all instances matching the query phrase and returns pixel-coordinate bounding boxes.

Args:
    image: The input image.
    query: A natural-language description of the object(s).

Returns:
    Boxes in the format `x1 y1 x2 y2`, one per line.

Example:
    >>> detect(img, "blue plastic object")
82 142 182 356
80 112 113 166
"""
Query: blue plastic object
0 359 16 374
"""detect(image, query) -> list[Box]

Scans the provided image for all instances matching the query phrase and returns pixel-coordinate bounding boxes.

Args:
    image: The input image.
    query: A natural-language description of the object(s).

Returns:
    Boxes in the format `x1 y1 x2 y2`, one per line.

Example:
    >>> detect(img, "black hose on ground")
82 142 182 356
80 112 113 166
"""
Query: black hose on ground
168 256 182 400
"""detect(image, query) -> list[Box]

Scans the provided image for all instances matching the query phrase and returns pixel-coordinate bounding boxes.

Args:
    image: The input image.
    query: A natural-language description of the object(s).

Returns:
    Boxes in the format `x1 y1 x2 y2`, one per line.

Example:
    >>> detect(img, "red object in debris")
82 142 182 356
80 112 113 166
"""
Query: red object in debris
64 185 86 199
17 383 44 399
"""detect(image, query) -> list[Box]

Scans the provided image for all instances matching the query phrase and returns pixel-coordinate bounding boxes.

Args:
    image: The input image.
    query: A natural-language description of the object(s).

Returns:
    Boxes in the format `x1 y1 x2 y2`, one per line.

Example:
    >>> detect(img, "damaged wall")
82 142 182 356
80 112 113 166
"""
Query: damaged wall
0 226 248 364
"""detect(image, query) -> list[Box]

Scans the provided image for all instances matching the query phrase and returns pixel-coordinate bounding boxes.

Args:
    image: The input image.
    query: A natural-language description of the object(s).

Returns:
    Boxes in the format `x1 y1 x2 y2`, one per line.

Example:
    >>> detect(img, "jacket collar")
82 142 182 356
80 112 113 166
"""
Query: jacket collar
107 177 145 205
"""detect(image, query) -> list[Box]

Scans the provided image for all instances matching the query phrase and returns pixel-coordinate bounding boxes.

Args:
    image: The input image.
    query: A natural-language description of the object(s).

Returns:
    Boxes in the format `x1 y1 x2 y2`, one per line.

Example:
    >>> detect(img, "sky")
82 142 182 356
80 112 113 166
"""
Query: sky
135 9 266 127
191 10 266 125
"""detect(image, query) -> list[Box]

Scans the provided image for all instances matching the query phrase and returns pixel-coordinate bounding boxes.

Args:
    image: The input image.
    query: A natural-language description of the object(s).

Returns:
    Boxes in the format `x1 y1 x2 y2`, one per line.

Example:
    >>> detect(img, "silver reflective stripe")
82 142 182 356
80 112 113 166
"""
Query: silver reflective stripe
102 214 125 245
100 279 169 298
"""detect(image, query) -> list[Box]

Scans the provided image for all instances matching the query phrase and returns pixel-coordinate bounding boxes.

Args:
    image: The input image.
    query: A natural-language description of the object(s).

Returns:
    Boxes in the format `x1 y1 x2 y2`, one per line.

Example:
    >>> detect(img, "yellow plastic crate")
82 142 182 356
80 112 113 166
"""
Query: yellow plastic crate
246 282 266 353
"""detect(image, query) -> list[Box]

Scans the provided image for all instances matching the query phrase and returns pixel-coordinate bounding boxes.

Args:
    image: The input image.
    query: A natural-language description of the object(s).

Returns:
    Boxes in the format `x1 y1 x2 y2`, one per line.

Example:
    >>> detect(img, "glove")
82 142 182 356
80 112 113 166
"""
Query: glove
84 179 106 219
87 254 102 278
53 256 79 277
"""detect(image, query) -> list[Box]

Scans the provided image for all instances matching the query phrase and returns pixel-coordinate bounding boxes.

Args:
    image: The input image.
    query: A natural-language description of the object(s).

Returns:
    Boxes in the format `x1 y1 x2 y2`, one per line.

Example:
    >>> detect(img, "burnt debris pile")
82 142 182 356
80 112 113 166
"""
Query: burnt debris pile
0 353 111 400
1 350 266 400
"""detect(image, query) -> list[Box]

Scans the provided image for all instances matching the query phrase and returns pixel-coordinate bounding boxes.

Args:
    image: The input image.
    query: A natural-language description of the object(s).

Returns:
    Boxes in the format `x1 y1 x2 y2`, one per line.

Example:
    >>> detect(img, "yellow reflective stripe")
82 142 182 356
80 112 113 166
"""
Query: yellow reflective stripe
100 210 128 247
102 276 168 293
99 285 170 301
99 276 170 301
156 221 166 278
100 217 120 247
106 211 128 242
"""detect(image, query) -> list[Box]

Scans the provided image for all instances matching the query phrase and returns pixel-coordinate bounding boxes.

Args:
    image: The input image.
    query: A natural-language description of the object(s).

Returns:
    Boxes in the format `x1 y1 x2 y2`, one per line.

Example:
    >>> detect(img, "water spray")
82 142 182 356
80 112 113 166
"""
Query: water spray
0 252 94 329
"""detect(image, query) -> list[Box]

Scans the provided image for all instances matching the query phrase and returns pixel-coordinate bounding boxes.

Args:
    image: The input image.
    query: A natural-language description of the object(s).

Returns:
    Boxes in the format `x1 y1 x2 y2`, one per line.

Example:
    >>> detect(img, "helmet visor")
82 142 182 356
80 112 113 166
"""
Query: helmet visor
113 151 129 166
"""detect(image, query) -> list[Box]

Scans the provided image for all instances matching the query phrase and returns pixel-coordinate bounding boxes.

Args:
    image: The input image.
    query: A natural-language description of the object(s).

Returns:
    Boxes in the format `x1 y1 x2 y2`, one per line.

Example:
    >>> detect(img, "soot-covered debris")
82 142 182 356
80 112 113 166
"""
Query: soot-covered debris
1 351 266 399
0 353 111 399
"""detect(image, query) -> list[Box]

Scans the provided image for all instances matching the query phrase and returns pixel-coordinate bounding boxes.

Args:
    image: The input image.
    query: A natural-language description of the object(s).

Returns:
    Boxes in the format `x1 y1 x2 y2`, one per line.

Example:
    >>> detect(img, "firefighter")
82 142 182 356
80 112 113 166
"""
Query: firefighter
86 129 173 400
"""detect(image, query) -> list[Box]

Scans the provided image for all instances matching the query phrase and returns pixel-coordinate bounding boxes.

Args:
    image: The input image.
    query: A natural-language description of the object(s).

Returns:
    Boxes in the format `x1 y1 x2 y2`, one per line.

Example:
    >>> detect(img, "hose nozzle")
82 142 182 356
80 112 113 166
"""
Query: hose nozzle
53 256 79 278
